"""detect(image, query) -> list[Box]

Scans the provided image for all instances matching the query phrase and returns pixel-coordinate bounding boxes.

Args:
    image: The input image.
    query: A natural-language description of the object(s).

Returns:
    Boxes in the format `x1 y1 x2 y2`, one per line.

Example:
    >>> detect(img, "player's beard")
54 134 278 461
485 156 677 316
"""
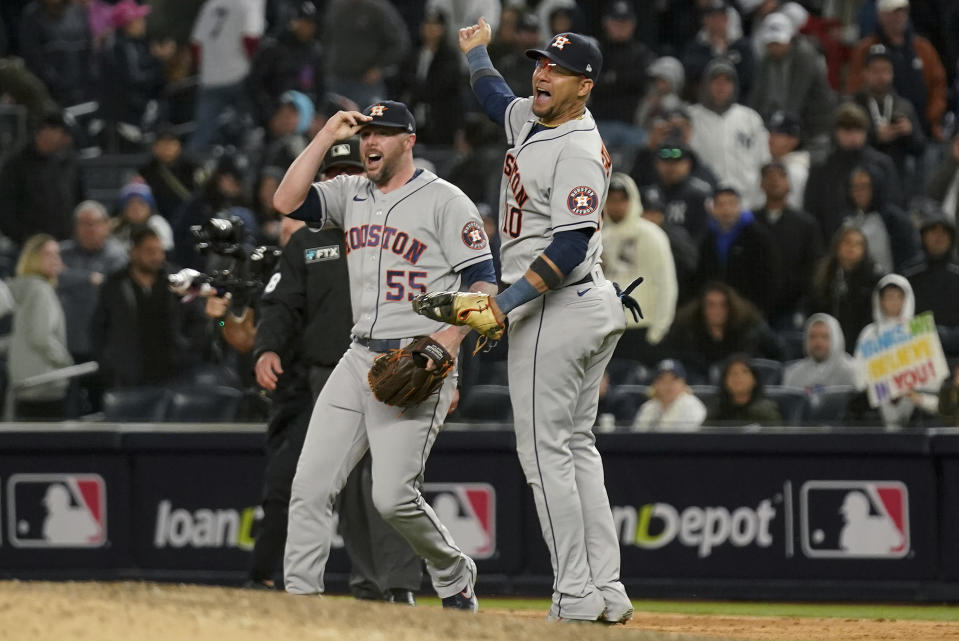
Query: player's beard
366 149 400 187
531 94 554 121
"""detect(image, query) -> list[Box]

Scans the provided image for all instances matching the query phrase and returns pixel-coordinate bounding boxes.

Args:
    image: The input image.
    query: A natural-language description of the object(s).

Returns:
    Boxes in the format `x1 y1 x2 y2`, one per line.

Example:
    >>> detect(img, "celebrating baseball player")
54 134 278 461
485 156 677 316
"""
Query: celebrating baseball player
273 100 497 610
413 20 637 624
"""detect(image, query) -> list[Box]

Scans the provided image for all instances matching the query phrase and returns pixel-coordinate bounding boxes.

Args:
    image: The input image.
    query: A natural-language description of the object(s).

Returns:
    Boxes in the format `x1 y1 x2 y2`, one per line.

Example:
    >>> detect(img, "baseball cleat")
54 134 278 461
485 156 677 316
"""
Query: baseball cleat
548 615 605 624
441 585 478 612
601 606 634 625
442 559 478 612
386 589 416 606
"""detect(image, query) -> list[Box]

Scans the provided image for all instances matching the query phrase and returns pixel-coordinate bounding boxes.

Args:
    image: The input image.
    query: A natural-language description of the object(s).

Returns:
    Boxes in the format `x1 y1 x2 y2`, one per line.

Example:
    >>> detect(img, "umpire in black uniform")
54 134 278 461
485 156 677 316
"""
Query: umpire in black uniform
249 137 422 602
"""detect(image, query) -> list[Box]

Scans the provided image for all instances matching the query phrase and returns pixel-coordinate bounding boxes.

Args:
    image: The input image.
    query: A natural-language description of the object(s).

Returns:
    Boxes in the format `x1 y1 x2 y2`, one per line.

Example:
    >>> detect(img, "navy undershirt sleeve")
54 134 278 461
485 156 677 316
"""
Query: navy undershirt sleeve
467 47 515 127
287 187 322 223
543 228 592 276
458 258 497 290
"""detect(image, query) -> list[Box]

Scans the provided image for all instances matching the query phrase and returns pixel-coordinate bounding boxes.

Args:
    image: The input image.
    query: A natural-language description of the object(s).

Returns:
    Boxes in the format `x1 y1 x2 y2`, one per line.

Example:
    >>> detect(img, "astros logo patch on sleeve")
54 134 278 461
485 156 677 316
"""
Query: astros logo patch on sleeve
461 220 489 250
567 186 599 216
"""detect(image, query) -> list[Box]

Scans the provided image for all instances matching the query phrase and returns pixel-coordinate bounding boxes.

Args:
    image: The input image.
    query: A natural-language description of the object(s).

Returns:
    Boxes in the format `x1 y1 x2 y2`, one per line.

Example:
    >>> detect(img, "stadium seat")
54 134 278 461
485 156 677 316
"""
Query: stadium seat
607 358 649 386
180 363 242 388
750 358 784 386
805 386 858 426
457 385 513 422
690 384 719 411
607 384 650 426
709 359 785 387
780 330 806 361
0 104 27 163
103 386 172 422
78 153 149 210
765 386 809 426
166 385 243 422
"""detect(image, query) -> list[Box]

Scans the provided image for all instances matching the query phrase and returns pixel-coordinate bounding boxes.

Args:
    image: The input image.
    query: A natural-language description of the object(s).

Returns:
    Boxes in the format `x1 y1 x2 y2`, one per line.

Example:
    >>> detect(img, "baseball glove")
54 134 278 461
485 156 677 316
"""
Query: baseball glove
411 291 505 340
367 336 455 408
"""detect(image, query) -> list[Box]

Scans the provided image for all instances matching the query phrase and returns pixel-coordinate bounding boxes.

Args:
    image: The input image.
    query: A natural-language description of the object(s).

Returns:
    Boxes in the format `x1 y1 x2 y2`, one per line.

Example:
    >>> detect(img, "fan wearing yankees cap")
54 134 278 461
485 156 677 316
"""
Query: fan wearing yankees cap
845 0 947 140
851 43 926 179
445 18 635 624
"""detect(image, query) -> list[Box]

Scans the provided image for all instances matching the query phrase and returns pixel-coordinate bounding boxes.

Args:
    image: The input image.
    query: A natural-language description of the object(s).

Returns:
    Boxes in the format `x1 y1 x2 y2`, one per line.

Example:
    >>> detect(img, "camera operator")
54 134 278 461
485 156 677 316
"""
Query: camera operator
184 215 280 404
231 137 423 601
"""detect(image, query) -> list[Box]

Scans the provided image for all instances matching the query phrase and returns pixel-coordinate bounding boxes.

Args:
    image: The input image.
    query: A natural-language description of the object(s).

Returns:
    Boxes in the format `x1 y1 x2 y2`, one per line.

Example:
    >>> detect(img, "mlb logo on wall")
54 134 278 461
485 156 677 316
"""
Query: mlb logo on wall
800 480 909 559
423 483 495 559
7 474 107 548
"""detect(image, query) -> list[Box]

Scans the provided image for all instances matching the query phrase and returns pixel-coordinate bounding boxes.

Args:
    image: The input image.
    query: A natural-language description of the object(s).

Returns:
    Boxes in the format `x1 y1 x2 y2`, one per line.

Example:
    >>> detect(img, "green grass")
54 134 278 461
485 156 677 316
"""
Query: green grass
417 597 959 622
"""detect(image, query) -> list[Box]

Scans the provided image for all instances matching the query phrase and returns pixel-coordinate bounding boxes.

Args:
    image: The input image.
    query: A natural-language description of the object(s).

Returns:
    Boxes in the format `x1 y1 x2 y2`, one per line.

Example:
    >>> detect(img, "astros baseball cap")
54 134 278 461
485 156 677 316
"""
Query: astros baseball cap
525 33 603 81
361 100 416 134
321 136 364 173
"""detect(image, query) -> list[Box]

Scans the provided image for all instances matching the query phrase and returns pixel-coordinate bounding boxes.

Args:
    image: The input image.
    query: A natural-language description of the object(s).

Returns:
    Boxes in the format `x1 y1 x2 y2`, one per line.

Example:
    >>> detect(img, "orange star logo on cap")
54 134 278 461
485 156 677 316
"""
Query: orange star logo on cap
369 104 387 116
551 35 571 49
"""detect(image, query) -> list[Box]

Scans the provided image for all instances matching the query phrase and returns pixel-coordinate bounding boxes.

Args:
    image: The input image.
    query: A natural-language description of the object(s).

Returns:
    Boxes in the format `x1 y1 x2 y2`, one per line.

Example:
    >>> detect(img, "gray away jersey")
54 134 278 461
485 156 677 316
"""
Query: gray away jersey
498 98 612 285
299 169 492 339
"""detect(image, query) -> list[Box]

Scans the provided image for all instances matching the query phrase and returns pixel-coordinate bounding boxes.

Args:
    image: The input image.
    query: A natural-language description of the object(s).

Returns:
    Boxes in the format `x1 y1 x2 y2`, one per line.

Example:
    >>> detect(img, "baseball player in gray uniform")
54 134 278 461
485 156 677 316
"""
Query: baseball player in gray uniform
273 100 497 610
413 21 637 624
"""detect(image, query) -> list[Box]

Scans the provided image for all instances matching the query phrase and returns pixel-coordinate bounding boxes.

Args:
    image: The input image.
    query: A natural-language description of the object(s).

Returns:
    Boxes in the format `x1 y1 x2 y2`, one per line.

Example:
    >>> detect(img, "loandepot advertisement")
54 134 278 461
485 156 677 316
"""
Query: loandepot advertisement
612 481 910 560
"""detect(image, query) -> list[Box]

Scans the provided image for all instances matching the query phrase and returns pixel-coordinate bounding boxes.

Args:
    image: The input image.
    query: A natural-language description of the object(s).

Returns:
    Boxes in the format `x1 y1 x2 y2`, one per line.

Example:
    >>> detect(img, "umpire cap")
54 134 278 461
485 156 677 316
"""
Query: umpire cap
361 100 416 134
321 136 364 173
526 33 603 81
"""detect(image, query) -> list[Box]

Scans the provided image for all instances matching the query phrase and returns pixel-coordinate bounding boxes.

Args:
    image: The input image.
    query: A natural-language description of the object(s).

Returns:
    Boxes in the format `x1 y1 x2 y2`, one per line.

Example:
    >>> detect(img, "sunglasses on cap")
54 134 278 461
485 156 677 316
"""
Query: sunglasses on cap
534 57 582 78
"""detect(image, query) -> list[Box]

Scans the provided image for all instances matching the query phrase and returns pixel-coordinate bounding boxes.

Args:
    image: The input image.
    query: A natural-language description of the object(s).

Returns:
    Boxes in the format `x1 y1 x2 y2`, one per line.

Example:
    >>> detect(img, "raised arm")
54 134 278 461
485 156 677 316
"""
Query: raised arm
460 17 516 127
273 110 372 214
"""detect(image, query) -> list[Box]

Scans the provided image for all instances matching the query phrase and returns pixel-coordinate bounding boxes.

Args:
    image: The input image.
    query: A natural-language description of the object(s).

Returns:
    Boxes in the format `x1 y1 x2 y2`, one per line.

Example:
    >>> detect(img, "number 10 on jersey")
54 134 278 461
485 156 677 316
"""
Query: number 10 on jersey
502 205 523 238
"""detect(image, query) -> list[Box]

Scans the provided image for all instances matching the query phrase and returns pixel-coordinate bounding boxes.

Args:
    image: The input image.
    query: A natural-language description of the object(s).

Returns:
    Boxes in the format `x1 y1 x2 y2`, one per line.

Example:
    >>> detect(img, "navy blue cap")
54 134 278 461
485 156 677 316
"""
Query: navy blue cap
294 1 319 22
714 182 740 198
865 43 894 65
640 185 666 212
767 110 800 137
604 0 636 20
526 33 603 81
654 359 687 381
361 100 416 134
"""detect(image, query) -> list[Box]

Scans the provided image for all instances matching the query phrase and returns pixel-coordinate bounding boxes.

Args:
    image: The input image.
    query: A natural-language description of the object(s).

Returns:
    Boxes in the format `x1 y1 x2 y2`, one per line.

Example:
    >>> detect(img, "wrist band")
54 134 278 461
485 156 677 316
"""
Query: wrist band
531 255 562 290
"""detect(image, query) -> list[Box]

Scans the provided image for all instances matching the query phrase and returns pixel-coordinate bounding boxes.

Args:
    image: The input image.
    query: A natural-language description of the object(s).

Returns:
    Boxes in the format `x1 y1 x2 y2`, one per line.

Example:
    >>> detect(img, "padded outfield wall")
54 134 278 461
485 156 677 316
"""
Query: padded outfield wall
1 423 959 601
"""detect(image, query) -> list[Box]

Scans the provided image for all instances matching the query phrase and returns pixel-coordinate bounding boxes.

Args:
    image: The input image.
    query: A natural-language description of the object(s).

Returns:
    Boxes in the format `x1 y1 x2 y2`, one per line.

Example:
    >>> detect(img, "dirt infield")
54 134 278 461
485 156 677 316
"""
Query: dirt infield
2 582 958 641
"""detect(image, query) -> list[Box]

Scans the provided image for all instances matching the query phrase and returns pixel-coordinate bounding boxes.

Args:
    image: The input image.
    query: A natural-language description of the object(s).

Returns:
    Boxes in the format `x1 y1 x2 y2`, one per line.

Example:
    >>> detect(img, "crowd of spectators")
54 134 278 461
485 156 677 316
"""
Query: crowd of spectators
0 0 958 428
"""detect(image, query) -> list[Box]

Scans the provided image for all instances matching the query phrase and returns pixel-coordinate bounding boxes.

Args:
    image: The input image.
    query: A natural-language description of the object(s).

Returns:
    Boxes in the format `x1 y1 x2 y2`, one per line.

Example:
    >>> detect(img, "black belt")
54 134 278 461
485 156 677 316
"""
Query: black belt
567 274 593 287
503 274 593 289
352 335 403 352
352 335 427 353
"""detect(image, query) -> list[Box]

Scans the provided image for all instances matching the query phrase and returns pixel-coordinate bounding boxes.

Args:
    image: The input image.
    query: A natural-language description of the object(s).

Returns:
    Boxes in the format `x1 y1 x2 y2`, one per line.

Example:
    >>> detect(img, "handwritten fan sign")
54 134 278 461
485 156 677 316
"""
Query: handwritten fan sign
858 312 950 407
